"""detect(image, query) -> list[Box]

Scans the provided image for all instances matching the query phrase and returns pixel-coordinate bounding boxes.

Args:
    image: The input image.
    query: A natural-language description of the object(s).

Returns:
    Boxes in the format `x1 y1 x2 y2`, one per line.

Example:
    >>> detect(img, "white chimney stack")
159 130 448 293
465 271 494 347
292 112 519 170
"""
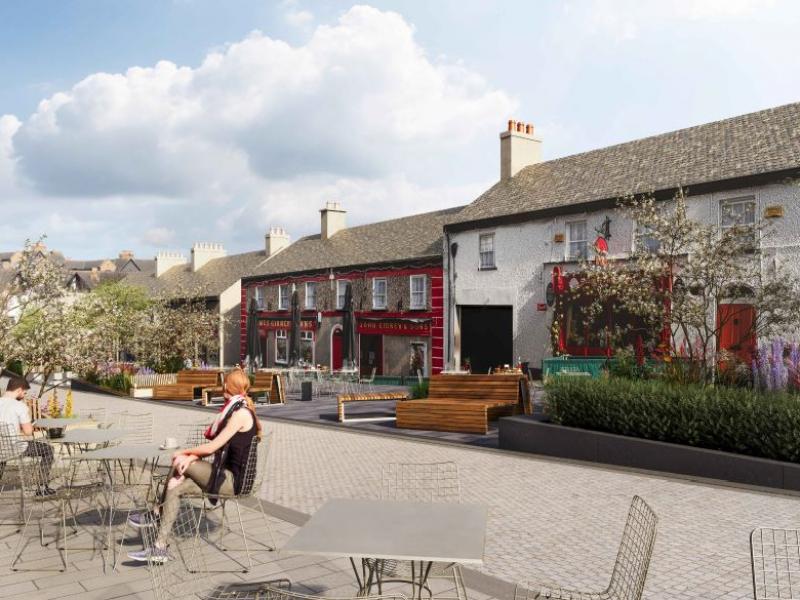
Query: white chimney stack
155 251 187 278
500 119 542 181
265 227 290 257
320 202 347 240
190 242 226 272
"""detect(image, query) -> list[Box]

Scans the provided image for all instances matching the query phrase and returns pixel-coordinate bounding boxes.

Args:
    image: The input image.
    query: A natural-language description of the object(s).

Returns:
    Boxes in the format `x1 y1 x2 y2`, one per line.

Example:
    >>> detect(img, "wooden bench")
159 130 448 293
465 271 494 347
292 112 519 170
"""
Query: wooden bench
395 374 526 434
201 371 280 406
337 391 409 423
152 370 222 401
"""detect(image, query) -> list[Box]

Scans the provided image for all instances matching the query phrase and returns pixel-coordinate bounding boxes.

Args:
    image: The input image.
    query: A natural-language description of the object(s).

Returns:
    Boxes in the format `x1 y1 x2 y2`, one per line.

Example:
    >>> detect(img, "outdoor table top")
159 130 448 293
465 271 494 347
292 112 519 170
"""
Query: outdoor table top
69 443 174 461
34 417 93 428
50 428 133 445
282 498 487 564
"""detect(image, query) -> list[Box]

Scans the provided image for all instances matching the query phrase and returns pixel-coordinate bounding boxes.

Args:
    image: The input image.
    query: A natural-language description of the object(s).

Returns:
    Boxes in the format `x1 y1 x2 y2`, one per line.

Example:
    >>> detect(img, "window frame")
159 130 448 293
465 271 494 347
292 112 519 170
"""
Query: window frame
409 275 427 310
300 330 314 364
566 220 589 261
278 284 289 311
478 232 496 270
719 196 757 249
634 222 661 254
372 277 388 310
275 329 288 364
336 280 348 310
304 281 317 310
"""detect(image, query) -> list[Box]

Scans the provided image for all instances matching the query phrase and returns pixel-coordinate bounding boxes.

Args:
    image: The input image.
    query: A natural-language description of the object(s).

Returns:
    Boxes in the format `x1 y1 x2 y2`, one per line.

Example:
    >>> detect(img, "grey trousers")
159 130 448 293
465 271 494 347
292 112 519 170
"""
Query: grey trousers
156 459 234 546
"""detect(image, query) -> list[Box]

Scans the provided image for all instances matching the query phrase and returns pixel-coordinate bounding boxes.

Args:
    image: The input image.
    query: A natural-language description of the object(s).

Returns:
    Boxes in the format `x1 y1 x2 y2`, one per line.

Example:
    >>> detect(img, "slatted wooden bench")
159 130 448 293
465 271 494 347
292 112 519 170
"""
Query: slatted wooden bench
201 371 279 406
395 374 525 434
152 370 222 401
337 391 409 423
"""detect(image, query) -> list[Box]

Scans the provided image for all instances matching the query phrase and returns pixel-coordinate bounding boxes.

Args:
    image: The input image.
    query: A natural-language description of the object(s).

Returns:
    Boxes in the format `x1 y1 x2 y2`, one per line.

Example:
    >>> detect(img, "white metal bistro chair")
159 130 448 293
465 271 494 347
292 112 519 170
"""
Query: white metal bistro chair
514 496 658 600
751 527 800 600
2 425 105 572
366 461 465 600
188 432 276 572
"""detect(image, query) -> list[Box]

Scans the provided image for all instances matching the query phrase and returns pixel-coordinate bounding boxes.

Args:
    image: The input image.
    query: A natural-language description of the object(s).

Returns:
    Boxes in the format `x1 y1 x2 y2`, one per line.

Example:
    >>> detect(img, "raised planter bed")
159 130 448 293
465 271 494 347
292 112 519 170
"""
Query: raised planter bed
499 415 800 491
69 378 131 398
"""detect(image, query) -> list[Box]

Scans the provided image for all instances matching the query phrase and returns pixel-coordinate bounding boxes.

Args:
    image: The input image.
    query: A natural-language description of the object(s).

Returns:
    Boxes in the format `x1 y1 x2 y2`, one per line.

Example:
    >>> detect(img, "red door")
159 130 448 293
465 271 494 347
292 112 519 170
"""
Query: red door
718 304 756 363
332 328 343 370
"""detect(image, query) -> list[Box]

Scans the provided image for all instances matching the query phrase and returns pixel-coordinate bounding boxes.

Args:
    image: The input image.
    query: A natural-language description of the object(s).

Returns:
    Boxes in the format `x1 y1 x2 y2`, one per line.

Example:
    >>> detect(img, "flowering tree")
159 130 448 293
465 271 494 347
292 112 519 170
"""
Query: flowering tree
0 238 67 368
129 288 221 370
10 298 101 397
569 188 800 382
74 281 152 362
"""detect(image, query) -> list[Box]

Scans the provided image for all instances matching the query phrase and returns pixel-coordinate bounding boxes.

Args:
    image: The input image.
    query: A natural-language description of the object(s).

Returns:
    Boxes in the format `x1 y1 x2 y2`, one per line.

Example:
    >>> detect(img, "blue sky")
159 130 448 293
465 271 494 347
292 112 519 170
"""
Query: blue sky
1 0 800 258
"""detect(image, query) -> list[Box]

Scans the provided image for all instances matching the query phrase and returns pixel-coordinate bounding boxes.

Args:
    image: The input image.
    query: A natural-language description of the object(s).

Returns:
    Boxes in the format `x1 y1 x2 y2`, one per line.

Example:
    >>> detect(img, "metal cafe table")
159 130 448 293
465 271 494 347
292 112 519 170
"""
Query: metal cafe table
282 498 488 599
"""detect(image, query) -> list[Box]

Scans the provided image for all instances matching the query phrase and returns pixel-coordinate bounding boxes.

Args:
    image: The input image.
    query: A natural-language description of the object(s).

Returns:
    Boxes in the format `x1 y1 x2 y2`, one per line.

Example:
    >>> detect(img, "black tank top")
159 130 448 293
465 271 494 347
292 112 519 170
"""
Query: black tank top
224 408 258 495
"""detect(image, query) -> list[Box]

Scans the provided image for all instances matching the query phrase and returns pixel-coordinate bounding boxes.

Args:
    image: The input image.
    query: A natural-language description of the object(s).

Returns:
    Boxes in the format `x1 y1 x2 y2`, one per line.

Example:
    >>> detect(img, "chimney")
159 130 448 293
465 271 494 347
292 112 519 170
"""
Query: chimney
118 250 134 261
265 227 290 257
320 202 346 240
190 242 226 272
500 119 542 181
155 251 187 277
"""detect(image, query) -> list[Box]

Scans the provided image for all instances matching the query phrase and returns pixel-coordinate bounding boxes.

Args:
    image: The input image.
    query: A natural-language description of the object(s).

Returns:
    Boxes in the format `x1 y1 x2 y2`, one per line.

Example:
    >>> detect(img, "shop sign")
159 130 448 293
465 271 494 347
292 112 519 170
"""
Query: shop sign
259 319 316 332
357 319 431 336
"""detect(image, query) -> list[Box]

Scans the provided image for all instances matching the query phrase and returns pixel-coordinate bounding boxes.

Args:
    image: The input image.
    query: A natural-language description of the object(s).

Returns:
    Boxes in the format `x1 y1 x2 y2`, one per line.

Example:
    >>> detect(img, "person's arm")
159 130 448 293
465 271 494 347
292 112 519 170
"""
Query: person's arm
17 403 33 436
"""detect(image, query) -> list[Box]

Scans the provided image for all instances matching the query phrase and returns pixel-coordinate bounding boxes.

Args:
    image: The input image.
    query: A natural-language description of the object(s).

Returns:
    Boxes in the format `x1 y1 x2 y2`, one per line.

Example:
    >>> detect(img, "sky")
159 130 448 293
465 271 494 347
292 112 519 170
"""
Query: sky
2 0 800 259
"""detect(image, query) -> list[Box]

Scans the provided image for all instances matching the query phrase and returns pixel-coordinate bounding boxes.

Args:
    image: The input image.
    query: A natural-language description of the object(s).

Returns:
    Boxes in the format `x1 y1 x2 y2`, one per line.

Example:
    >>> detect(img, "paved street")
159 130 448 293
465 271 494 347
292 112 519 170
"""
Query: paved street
3 387 795 599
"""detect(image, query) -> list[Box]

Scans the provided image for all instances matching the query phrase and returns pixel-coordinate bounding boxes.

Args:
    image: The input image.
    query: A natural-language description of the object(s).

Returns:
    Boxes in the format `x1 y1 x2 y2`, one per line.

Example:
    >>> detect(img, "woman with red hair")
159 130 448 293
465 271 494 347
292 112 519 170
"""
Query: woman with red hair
127 368 262 563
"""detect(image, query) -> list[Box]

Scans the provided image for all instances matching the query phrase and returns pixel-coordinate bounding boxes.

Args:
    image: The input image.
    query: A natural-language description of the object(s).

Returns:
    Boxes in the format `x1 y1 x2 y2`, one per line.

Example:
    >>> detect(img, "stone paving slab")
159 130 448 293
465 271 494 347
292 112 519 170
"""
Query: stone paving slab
3 387 795 599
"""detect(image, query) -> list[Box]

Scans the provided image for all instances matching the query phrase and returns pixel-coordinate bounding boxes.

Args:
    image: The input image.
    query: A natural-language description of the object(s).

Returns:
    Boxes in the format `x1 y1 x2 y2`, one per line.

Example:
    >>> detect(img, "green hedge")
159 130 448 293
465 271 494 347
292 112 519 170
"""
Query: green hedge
545 376 800 463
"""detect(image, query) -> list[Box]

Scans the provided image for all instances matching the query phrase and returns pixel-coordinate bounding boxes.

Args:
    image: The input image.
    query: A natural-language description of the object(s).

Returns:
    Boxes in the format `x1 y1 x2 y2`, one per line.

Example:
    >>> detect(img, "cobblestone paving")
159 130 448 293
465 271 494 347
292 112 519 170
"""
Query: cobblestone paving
64 391 800 599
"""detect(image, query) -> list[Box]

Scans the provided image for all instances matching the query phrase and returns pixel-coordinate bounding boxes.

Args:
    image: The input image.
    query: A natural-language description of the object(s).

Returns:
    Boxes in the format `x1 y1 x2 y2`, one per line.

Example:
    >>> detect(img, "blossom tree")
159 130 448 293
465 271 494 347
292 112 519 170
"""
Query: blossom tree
569 188 800 382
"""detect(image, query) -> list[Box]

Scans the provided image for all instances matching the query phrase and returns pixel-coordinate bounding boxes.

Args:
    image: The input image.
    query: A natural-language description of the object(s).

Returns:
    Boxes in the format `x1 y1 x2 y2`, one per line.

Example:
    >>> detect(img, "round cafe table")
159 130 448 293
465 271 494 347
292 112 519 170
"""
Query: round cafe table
50 428 132 446
34 417 94 429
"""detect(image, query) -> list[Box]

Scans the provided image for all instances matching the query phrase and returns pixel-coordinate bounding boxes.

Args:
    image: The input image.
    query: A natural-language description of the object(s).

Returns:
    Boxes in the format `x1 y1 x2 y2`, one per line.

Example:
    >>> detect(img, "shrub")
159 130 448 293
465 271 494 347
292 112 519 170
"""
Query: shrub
545 376 800 462
101 373 132 394
410 380 429 399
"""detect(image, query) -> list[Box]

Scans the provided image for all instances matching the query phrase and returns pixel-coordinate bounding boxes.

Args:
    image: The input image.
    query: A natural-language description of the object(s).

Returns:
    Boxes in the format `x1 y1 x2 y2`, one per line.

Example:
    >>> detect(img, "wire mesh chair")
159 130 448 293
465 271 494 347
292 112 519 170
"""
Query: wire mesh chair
514 496 658 600
366 462 464 600
116 410 154 444
151 422 210 500
190 432 276 572
76 406 108 428
144 501 405 600
2 425 106 572
751 527 800 600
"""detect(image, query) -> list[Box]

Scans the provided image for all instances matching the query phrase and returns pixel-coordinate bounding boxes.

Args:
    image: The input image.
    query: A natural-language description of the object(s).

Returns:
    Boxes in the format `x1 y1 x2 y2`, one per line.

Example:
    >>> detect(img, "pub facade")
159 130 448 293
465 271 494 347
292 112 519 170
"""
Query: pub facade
239 203 460 377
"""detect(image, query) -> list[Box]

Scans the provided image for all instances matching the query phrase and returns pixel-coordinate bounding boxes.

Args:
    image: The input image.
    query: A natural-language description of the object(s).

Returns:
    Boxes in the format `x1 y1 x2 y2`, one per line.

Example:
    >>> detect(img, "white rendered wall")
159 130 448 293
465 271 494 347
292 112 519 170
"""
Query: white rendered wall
445 182 800 370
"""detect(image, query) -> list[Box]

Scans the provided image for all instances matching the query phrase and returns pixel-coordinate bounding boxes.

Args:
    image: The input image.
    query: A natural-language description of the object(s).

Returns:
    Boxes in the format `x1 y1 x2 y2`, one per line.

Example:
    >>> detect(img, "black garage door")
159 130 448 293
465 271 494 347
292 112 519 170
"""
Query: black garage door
459 306 513 374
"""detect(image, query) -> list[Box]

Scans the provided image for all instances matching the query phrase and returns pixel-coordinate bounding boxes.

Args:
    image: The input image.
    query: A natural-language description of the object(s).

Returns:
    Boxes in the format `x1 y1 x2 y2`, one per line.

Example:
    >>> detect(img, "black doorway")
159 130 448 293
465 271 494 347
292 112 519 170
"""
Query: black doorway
459 305 513 374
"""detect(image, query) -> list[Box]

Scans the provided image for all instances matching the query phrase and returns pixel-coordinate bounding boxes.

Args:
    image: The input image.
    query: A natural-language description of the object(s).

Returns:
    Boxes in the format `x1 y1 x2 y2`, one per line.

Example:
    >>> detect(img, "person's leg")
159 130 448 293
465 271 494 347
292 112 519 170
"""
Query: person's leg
154 460 213 547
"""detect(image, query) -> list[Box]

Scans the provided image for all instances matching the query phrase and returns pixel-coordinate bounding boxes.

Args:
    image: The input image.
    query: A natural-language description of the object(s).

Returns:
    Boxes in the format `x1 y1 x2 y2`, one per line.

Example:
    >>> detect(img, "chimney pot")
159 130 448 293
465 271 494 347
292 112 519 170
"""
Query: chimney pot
500 118 542 181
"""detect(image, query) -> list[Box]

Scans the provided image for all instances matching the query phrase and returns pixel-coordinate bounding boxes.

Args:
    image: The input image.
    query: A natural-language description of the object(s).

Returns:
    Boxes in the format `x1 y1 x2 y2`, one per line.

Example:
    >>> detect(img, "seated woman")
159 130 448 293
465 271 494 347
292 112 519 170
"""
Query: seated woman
127 368 262 563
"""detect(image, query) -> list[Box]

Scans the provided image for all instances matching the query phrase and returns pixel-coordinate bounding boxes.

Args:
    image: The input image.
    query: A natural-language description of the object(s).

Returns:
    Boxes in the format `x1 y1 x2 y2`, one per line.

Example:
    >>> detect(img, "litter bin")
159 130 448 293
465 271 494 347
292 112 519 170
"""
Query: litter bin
300 381 313 401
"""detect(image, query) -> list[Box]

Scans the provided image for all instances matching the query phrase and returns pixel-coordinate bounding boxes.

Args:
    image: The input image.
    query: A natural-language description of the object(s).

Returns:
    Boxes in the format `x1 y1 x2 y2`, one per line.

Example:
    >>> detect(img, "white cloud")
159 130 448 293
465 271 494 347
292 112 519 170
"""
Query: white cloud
570 0 773 42
285 8 313 27
1 5 513 257
142 227 175 247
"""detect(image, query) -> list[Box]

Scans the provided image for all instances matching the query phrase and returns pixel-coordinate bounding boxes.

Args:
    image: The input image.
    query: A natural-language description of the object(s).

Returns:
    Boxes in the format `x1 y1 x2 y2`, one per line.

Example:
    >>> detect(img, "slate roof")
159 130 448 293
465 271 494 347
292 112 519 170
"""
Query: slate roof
246 206 463 280
452 101 800 226
124 250 268 300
